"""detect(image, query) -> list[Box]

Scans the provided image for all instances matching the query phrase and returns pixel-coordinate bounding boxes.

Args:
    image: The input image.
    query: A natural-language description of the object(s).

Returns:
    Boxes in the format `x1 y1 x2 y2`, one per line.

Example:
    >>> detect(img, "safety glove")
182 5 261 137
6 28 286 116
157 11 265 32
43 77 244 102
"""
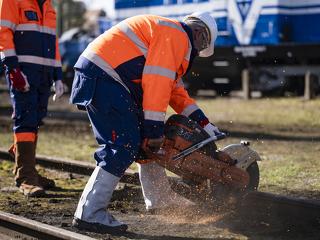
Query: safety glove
53 80 64 101
9 68 30 92
203 122 224 138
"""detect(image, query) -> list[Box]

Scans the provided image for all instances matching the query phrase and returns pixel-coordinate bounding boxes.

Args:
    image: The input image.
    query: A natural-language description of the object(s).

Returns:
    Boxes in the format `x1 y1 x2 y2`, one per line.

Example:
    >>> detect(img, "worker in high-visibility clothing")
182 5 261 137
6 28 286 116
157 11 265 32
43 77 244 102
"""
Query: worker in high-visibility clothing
70 12 222 233
0 0 64 197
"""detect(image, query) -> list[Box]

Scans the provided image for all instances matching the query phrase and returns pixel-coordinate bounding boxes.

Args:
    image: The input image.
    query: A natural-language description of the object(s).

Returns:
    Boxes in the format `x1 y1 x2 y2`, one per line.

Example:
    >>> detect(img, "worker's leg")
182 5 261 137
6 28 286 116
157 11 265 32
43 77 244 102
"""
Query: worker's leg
138 162 194 211
73 72 140 233
7 67 45 197
35 71 55 189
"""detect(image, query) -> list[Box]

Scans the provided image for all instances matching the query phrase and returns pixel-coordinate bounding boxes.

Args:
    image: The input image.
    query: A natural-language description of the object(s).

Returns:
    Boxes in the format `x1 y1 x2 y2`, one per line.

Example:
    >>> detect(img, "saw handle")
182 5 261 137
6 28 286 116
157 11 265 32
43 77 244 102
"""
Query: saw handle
142 138 163 152
213 133 227 141
141 138 166 158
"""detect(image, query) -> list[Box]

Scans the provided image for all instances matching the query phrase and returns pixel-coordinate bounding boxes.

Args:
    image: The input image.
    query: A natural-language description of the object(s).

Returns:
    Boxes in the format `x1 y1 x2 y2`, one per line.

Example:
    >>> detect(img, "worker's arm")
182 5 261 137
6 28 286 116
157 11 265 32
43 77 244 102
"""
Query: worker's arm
52 38 64 100
50 4 63 100
170 79 223 137
53 37 63 81
141 22 189 139
170 82 209 126
0 0 19 70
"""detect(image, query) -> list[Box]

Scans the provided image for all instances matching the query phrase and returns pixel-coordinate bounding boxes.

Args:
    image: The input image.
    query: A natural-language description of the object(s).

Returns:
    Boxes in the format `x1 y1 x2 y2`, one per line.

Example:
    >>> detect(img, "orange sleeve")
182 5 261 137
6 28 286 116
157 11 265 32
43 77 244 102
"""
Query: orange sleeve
169 79 196 114
55 37 61 63
0 0 19 69
142 22 189 118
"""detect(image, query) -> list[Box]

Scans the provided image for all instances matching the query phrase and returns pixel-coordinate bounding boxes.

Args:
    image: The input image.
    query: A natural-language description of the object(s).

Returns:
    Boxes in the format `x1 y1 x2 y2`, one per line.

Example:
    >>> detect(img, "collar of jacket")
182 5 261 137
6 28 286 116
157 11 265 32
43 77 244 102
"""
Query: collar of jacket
37 0 46 12
179 21 198 76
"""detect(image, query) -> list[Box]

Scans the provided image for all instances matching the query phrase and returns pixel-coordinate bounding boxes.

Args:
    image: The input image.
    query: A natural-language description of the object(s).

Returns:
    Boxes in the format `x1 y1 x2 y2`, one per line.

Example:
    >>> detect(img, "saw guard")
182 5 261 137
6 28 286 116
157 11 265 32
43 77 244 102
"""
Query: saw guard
221 143 261 170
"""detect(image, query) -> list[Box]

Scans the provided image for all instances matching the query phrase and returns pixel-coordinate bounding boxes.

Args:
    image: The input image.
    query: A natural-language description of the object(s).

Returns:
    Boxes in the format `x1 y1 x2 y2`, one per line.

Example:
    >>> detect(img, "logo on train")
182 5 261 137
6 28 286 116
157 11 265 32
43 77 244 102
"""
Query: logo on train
236 0 252 21
229 0 261 44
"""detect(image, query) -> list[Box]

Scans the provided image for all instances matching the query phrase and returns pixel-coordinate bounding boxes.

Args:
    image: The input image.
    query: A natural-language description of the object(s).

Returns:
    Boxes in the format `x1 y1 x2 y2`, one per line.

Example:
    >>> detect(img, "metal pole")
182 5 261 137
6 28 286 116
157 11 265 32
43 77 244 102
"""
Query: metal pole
304 71 315 100
242 68 251 99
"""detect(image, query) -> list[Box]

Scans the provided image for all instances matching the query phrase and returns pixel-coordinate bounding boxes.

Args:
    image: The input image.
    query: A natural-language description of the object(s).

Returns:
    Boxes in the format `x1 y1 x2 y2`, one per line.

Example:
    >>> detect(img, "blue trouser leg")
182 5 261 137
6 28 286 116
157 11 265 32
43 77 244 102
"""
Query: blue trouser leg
85 75 142 177
36 71 51 127
6 68 52 133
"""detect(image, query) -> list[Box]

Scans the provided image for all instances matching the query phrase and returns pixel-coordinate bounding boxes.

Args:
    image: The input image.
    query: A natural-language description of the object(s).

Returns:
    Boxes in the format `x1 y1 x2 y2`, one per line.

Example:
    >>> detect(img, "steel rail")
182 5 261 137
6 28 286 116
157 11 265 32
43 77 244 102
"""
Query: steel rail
1 149 319 222
0 211 95 240
0 149 139 185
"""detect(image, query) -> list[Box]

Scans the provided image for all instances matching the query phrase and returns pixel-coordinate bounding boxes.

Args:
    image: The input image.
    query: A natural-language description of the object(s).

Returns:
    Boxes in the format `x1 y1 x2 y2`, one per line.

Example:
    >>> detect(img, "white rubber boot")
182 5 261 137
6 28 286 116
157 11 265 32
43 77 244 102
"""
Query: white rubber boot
73 166 127 233
138 162 194 211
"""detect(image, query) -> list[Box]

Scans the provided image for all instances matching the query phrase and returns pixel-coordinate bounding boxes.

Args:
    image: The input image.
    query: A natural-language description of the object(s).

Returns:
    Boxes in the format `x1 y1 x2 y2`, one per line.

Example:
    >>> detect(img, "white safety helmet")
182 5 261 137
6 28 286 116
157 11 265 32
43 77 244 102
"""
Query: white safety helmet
184 11 218 57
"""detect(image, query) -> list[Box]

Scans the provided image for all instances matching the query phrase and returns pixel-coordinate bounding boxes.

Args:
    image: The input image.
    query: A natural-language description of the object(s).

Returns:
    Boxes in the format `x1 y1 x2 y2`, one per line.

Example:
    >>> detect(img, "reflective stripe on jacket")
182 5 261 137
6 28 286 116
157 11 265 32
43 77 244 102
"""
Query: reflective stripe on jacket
0 0 62 80
76 14 200 123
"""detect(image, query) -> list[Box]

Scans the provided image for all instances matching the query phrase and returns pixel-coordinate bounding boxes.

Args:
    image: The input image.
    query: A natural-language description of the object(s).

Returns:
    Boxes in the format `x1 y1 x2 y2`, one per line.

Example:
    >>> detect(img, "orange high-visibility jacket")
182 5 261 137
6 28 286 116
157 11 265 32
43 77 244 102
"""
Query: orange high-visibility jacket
78 14 201 123
0 0 62 80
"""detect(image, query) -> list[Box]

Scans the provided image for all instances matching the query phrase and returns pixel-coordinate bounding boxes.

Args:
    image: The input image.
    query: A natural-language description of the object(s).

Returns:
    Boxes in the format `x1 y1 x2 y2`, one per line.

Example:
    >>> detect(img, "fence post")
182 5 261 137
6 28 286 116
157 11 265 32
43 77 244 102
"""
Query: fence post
304 71 315 100
242 69 251 99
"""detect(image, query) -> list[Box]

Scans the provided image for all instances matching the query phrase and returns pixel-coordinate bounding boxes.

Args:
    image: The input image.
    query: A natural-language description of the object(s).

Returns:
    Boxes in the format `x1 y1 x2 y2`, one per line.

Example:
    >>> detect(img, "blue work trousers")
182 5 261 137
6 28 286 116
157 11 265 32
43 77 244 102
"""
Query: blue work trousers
6 66 52 133
71 70 142 177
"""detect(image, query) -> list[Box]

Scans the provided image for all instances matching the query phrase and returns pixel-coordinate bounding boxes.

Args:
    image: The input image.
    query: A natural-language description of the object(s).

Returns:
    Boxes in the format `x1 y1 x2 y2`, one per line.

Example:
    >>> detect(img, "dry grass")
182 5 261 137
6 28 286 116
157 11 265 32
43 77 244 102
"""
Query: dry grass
190 97 320 129
1 96 320 199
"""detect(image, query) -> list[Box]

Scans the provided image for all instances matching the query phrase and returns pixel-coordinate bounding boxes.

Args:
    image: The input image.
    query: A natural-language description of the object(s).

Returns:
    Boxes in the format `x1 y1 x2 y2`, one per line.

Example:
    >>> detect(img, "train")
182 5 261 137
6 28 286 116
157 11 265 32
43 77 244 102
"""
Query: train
60 0 320 96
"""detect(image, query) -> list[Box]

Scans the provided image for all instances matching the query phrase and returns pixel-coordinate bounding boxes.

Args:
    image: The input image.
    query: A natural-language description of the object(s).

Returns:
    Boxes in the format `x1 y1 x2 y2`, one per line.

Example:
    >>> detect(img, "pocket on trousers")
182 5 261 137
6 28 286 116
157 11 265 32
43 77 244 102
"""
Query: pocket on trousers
12 92 30 121
70 72 97 107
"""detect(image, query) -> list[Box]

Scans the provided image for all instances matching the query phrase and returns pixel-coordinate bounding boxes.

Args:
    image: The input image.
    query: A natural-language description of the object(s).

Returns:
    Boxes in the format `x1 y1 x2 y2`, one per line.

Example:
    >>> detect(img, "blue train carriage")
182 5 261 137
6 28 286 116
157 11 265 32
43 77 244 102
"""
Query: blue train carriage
115 0 320 96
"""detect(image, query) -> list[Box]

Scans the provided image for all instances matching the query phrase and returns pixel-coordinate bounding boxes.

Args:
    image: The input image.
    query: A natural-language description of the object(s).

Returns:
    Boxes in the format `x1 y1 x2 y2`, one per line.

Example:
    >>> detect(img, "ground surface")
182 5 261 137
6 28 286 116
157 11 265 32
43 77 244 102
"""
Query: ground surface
0 92 320 239
0 160 319 240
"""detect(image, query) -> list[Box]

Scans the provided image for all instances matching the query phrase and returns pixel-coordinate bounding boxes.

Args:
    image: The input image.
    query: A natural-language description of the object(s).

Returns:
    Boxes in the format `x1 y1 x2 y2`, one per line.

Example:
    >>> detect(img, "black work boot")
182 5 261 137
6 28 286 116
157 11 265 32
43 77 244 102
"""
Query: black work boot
72 218 128 234
73 167 128 234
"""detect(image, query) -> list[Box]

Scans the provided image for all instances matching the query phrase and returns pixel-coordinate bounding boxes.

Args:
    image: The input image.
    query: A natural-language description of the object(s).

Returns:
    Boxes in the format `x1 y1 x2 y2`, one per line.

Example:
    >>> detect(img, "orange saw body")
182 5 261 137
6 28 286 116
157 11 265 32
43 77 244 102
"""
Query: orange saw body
140 115 259 191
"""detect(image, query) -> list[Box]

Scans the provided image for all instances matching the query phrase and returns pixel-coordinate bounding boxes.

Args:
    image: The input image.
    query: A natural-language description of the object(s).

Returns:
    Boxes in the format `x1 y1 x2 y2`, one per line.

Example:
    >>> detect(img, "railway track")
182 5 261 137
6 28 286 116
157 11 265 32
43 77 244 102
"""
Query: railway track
2 108 319 142
0 211 95 240
1 149 319 224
